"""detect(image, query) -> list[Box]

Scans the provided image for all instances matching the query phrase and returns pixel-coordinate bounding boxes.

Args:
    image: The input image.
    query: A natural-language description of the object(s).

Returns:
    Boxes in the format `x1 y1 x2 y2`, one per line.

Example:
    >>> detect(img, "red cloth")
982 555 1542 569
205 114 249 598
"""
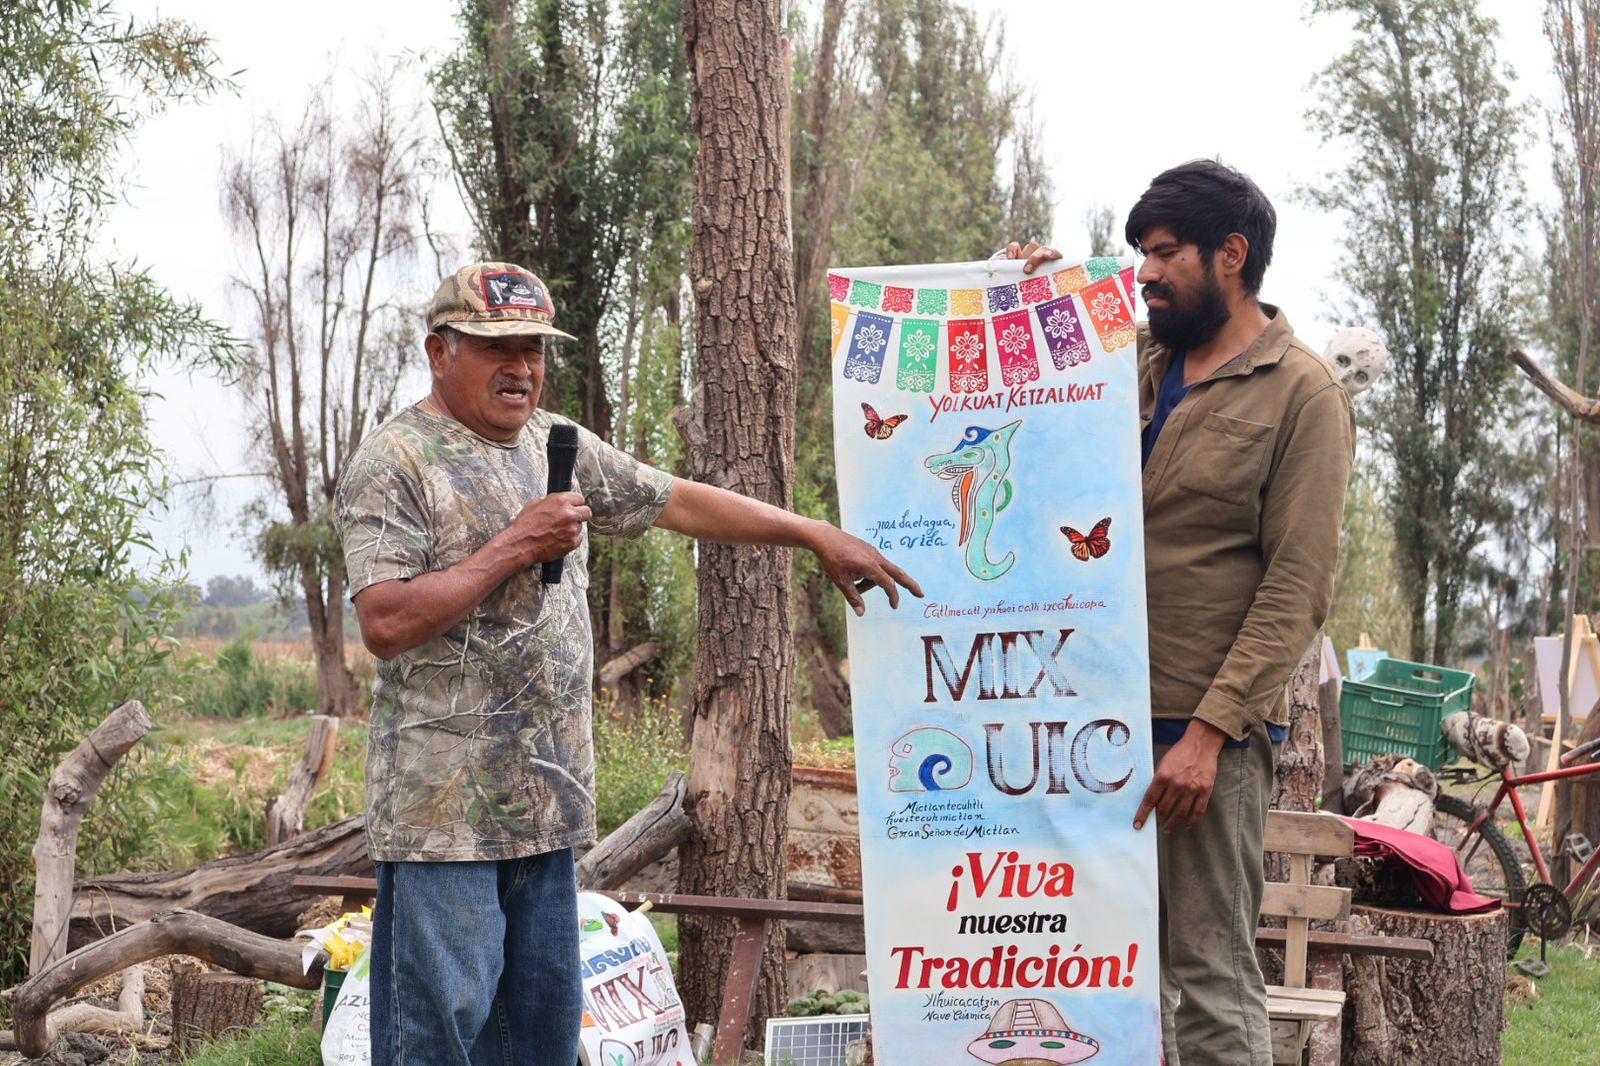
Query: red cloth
1340 816 1502 914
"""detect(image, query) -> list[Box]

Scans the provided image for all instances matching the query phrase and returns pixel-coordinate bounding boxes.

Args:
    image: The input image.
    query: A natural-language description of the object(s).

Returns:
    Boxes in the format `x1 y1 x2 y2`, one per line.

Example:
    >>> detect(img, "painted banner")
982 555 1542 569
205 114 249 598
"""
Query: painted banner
830 256 1161 1064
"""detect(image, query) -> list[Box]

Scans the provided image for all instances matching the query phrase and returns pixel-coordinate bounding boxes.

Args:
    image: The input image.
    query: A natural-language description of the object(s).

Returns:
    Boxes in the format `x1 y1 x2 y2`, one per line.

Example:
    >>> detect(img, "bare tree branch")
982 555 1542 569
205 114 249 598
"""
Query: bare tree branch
1509 345 1600 422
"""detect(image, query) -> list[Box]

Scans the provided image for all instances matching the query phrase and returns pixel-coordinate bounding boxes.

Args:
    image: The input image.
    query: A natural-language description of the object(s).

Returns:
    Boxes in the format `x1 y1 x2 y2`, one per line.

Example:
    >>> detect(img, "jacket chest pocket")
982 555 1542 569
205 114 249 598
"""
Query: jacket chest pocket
1175 412 1273 507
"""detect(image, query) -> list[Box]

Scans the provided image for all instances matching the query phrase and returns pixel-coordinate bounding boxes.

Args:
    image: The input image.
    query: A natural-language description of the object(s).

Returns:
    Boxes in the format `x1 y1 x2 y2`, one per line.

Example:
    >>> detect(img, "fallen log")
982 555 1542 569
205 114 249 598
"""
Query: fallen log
10 908 319 1058
577 771 689 888
32 700 153 973
0 965 145 1054
597 641 662 690
264 714 340 846
69 814 370 950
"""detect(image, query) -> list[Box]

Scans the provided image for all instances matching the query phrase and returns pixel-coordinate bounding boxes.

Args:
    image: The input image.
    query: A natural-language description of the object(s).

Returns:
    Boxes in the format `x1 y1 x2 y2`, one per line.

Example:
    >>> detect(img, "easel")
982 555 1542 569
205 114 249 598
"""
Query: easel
1535 614 1600 833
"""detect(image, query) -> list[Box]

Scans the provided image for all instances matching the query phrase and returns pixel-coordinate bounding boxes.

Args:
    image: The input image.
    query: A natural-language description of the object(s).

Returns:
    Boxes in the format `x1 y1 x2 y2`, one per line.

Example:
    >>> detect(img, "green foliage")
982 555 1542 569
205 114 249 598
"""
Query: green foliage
124 711 369 867
433 0 699 689
1325 465 1414 659
0 0 233 996
592 698 688 836
179 638 324 718
1305 0 1527 662
432 0 694 427
786 0 1056 708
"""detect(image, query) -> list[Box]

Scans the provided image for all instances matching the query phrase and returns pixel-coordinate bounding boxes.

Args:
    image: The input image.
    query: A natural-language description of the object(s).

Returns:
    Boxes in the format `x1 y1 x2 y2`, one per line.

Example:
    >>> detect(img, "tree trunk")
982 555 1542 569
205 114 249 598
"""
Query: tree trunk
1320 669 1346 814
677 0 799 1046
1272 635 1327 816
31 700 153 974
1339 905 1505 1066
264 714 340 846
68 815 370 951
310 582 361 718
1553 706 1600 886
1267 637 1327 887
170 971 263 1055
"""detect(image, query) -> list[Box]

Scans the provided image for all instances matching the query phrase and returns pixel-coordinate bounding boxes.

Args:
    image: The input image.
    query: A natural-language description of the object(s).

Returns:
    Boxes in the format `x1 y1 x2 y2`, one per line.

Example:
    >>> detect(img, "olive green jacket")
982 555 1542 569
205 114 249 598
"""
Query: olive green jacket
1139 306 1355 740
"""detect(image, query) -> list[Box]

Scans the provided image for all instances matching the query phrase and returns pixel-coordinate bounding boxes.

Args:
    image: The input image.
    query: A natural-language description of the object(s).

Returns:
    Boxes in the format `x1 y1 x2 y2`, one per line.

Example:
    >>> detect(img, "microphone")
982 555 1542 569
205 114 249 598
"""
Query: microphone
541 424 581 585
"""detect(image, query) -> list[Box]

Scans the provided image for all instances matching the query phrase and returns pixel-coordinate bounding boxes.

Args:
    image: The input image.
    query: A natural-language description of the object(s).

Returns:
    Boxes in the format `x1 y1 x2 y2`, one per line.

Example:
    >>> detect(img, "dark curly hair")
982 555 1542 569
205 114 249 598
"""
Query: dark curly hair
1124 159 1276 296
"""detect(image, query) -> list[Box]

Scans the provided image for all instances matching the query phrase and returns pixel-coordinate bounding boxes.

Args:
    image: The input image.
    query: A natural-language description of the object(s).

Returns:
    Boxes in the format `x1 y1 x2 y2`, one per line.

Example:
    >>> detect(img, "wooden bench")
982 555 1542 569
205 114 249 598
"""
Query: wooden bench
1262 810 1355 1065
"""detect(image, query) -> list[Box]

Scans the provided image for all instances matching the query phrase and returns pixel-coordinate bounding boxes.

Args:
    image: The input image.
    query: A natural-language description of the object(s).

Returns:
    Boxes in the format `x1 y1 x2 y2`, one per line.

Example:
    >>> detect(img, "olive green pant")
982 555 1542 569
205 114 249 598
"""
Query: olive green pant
1155 722 1277 1066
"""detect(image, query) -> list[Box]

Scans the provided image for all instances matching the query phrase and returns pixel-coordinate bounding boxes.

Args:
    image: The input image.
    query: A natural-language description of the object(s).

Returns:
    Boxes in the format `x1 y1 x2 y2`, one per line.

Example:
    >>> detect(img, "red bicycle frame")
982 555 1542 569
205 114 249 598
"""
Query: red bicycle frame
1460 735 1600 896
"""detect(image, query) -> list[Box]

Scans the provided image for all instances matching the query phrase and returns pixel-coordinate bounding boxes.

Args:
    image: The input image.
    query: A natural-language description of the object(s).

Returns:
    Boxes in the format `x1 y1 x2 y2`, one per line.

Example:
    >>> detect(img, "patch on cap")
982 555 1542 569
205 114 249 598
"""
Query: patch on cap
427 261 577 341
481 271 551 313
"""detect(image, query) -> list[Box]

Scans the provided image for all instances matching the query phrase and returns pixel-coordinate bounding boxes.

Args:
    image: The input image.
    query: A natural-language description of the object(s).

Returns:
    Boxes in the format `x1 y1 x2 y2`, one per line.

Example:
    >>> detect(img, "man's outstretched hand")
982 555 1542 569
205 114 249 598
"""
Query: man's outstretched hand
1005 241 1063 274
810 525 923 616
654 478 921 613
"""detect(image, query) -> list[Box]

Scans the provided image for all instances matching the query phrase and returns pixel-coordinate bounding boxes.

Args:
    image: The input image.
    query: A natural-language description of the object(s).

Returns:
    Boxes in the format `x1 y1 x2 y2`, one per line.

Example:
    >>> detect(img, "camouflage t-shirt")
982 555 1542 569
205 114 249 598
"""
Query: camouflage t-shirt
335 405 674 862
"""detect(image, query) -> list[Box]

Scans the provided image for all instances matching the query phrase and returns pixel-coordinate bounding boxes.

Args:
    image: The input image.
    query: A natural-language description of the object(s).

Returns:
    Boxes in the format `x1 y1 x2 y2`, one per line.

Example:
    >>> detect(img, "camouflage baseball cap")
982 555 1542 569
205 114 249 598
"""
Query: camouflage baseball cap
426 262 577 340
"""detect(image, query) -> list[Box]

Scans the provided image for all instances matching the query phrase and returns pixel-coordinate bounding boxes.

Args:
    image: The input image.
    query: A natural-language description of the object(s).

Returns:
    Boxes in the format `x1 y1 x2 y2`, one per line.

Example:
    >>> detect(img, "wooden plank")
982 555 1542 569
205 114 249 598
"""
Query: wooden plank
1271 1017 1308 1066
1264 811 1354 857
293 876 377 896
1283 854 1311 989
1267 992 1347 1021
1261 882 1351 922
1255 927 1433 961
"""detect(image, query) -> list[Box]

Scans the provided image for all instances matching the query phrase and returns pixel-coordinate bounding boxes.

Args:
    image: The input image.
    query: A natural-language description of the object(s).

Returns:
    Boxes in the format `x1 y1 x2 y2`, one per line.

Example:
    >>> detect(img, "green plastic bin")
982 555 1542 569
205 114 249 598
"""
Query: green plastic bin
321 966 345 1029
1339 657 1476 770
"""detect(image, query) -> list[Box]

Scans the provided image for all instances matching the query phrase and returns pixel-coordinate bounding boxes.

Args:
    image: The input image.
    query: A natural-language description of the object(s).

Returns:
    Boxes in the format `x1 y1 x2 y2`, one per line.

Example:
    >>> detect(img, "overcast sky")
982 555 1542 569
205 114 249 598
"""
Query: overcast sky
114 0 1557 587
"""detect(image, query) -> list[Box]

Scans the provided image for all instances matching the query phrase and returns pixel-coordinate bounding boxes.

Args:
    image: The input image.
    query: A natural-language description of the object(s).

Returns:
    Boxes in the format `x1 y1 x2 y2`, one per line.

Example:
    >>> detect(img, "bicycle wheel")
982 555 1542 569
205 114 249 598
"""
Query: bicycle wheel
1431 792 1529 957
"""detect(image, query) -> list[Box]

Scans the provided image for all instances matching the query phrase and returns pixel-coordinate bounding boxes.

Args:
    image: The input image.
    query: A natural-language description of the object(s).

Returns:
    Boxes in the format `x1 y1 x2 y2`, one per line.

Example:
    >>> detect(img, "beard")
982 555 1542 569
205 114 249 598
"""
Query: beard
1144 268 1230 352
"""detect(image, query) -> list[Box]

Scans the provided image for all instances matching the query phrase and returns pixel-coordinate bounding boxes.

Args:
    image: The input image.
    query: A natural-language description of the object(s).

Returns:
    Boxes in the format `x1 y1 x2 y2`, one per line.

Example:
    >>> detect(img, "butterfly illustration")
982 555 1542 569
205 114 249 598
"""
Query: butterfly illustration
1061 517 1112 561
862 401 909 440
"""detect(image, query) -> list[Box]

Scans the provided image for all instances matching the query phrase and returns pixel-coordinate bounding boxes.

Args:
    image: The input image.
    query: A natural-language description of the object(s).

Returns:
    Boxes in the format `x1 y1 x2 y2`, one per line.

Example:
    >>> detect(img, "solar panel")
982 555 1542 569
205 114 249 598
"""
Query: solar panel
763 1015 872 1066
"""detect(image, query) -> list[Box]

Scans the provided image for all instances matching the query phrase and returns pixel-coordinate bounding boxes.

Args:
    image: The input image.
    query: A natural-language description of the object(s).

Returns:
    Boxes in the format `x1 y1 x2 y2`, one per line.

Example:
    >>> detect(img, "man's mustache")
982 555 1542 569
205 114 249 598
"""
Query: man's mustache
1142 283 1174 303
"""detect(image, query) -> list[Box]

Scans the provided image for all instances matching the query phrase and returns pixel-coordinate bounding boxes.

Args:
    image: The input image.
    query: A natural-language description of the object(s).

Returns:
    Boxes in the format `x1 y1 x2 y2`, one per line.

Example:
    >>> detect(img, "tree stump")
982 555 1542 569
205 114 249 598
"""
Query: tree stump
170 970 263 1054
1339 904 1505 1065
264 714 339 846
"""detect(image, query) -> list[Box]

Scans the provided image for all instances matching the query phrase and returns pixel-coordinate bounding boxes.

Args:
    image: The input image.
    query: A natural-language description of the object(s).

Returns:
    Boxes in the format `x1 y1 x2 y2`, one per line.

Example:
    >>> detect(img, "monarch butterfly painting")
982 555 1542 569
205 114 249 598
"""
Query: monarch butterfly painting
1061 517 1112 561
862 402 909 440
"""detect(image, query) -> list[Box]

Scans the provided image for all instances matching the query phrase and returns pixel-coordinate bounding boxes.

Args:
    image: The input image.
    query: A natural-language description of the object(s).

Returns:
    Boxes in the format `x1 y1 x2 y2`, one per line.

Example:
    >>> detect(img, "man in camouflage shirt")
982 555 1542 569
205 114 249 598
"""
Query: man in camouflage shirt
336 262 917 1066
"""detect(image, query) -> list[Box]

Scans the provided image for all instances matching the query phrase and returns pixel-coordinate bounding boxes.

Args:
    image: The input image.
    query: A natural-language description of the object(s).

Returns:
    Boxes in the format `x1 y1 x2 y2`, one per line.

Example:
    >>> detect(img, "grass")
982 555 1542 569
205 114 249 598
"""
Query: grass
1503 941 1600 1063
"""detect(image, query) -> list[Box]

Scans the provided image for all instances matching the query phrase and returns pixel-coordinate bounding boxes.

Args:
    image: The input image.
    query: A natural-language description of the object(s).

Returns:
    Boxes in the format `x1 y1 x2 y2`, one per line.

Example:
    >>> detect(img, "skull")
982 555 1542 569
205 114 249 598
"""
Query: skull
1323 327 1389 397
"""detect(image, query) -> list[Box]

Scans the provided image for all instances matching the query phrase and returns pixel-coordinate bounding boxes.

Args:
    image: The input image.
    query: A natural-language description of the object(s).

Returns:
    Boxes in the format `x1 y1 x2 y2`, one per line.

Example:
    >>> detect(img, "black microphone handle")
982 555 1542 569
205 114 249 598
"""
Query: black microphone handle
542 425 581 585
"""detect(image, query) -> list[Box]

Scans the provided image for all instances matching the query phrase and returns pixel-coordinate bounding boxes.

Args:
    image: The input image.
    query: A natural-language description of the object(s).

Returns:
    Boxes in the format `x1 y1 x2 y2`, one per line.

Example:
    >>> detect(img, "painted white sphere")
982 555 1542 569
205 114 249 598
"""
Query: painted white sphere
1323 327 1389 397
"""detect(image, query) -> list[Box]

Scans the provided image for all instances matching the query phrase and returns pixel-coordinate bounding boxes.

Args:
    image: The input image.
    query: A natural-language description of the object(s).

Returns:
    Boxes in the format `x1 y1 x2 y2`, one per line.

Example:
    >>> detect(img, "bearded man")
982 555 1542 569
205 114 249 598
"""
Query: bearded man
1013 160 1355 1065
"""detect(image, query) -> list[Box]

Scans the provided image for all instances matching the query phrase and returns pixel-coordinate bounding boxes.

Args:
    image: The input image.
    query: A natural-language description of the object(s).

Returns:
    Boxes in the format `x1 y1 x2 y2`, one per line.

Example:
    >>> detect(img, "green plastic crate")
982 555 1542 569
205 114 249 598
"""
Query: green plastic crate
1340 657 1476 770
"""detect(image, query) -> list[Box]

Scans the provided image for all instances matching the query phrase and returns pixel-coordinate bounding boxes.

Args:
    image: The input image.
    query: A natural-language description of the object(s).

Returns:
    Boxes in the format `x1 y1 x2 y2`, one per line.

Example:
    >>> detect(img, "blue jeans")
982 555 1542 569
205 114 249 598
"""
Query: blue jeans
370 849 582 1066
